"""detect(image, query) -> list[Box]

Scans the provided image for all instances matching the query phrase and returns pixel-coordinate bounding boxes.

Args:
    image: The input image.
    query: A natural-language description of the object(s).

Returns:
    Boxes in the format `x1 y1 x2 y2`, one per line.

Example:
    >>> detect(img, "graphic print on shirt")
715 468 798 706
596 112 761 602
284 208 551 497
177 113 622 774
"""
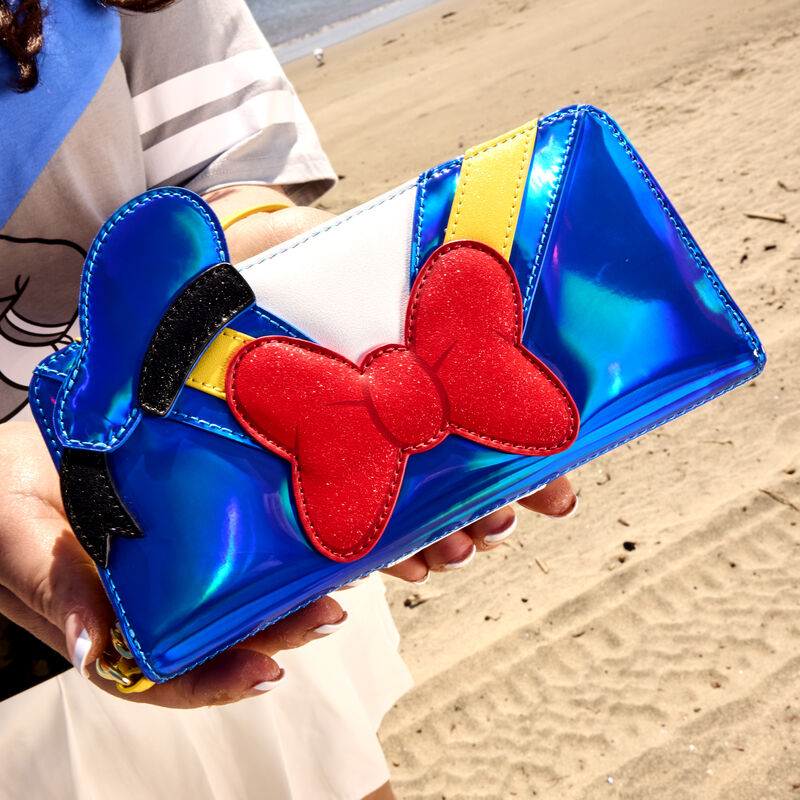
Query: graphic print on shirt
0 2 123 422
0 236 84 422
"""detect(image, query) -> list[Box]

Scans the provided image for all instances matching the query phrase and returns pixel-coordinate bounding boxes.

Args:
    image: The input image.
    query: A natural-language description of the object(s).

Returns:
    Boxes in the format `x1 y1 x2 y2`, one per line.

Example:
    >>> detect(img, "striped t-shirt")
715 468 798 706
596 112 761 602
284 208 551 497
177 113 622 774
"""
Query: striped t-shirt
0 0 336 423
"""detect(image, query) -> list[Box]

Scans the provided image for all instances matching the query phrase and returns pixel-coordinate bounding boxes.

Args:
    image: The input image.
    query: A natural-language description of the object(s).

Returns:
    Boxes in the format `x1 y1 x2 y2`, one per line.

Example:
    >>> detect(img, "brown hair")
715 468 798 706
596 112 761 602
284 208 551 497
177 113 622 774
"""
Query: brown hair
0 0 176 92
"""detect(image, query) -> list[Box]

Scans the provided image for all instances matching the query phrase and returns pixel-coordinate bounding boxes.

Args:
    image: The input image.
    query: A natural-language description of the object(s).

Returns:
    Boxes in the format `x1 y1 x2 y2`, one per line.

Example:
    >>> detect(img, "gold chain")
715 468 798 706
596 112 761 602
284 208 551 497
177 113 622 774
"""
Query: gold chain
95 622 155 694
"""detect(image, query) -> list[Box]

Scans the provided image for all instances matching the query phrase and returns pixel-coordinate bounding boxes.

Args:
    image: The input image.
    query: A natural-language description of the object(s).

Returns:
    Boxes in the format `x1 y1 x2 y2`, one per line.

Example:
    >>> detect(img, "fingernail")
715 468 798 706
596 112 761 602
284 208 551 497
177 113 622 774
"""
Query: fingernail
65 612 91 678
547 494 579 520
336 576 369 591
411 572 430 585
312 611 348 636
483 514 518 544
444 544 476 570
252 668 286 693
383 553 412 569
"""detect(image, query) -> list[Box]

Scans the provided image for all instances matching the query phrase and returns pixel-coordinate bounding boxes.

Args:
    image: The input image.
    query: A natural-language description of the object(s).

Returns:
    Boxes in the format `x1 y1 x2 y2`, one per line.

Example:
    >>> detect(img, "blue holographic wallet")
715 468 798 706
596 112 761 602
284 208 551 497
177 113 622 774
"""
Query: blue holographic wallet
30 105 764 684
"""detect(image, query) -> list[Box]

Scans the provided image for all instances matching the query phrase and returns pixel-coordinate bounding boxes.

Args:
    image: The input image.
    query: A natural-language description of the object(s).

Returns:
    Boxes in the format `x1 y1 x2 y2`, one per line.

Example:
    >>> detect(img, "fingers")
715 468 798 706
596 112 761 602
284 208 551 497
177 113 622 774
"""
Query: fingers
382 475 580 585
232 595 346 656
185 649 284 706
463 506 518 551
93 596 348 709
380 531 478 579
0 589 347 708
517 475 578 518
388 506 517 580
419 529 476 572
130 647 285 709
380 553 429 584
1 424 355 709
133 478 578 707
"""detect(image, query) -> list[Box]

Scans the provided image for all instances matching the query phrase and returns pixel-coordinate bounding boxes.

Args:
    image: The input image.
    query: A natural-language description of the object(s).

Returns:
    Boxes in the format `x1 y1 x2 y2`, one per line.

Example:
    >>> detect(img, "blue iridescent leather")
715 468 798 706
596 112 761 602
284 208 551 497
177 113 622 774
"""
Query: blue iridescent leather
54 188 229 450
30 106 765 682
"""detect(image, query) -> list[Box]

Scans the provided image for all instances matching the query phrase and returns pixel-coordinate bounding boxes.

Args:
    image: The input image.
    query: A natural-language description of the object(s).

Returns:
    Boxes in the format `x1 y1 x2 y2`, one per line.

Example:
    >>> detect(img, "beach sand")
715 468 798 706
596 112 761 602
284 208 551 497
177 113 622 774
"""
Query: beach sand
286 1 800 796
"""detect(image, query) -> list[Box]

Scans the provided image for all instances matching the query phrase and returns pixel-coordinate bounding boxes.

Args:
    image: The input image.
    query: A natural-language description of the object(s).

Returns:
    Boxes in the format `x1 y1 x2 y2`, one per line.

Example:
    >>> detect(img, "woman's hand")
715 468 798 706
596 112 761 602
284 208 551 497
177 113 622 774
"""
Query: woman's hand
379 479 577 583
0 421 348 708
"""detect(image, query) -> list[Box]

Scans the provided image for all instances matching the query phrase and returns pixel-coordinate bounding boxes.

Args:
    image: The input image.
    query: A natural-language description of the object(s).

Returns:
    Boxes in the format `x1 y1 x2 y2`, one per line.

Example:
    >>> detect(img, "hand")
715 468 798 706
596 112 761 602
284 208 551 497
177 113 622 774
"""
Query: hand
203 183 332 263
0 421 347 708
206 188 580 587
379 478 577 583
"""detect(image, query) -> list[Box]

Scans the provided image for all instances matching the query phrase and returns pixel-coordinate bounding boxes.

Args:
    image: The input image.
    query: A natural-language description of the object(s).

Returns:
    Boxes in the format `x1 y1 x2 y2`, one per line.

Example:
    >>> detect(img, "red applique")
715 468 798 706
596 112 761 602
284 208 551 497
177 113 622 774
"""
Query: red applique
226 241 579 562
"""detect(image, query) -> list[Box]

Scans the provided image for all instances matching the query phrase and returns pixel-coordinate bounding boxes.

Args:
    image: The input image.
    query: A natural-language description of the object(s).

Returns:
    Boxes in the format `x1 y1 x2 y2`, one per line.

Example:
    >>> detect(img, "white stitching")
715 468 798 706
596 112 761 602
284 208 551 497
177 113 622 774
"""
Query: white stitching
169 409 255 445
249 306 301 336
522 111 581 308
412 175 427 274
30 374 60 452
411 160 462 279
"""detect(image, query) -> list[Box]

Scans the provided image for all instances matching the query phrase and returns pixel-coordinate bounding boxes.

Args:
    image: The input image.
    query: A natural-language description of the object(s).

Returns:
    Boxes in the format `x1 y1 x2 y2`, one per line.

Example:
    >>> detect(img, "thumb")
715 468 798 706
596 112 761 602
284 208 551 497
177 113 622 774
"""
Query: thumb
0 422 115 677
52 527 116 677
0 506 115 676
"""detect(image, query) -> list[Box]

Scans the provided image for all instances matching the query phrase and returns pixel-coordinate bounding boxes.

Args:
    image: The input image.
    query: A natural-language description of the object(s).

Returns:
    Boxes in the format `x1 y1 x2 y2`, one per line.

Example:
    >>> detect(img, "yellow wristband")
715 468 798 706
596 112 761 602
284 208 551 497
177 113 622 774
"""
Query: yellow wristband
220 202 291 231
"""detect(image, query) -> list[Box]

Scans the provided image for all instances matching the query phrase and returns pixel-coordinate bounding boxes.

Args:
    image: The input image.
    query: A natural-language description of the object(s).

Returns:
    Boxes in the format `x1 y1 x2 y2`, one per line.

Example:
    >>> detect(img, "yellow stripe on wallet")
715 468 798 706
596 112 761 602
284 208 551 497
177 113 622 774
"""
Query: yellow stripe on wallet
187 327 253 399
444 120 536 258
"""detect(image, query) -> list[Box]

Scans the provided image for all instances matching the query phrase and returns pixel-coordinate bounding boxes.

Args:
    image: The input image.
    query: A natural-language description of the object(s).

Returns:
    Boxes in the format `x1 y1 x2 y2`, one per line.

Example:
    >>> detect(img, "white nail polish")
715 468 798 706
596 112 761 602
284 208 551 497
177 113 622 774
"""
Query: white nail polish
71 629 91 677
383 554 411 569
483 515 518 544
444 544 476 570
411 572 430 585
546 495 580 520
252 670 285 692
336 576 369 591
313 613 348 636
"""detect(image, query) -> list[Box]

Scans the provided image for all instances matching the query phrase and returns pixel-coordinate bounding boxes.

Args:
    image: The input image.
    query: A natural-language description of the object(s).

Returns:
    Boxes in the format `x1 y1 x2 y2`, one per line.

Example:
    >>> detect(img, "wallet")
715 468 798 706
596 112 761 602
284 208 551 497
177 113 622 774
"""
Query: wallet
30 105 765 684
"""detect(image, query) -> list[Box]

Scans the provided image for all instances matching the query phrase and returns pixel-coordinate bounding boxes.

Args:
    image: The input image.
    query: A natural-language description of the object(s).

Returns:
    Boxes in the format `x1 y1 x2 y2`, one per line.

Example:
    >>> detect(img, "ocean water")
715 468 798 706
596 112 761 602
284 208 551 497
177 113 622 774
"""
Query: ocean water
245 0 395 46
245 0 443 62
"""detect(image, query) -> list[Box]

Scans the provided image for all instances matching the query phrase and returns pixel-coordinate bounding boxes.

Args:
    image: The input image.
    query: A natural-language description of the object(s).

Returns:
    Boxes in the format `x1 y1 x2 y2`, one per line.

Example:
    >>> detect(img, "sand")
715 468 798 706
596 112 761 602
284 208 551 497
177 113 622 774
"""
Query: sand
285 1 800 796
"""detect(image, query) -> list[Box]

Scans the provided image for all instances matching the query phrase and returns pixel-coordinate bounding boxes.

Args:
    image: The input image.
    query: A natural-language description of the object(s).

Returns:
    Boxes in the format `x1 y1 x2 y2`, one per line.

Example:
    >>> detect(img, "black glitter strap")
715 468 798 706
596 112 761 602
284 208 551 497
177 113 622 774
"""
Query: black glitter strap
60 447 143 568
138 262 254 416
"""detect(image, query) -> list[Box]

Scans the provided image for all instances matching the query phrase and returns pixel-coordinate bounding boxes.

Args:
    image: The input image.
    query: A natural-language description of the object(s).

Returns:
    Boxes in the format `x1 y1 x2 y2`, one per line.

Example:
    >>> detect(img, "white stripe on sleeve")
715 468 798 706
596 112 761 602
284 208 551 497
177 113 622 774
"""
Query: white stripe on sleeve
132 48 283 135
142 89 303 186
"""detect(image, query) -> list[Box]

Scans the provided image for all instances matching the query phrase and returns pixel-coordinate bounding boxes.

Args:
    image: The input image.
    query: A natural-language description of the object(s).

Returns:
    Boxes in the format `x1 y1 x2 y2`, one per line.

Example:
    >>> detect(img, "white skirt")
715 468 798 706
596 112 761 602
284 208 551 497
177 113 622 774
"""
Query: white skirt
0 574 412 800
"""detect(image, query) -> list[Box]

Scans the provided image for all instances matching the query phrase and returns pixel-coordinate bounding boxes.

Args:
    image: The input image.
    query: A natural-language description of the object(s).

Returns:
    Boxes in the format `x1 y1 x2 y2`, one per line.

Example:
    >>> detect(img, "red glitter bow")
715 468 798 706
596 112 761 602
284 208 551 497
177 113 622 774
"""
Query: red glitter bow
226 240 579 562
